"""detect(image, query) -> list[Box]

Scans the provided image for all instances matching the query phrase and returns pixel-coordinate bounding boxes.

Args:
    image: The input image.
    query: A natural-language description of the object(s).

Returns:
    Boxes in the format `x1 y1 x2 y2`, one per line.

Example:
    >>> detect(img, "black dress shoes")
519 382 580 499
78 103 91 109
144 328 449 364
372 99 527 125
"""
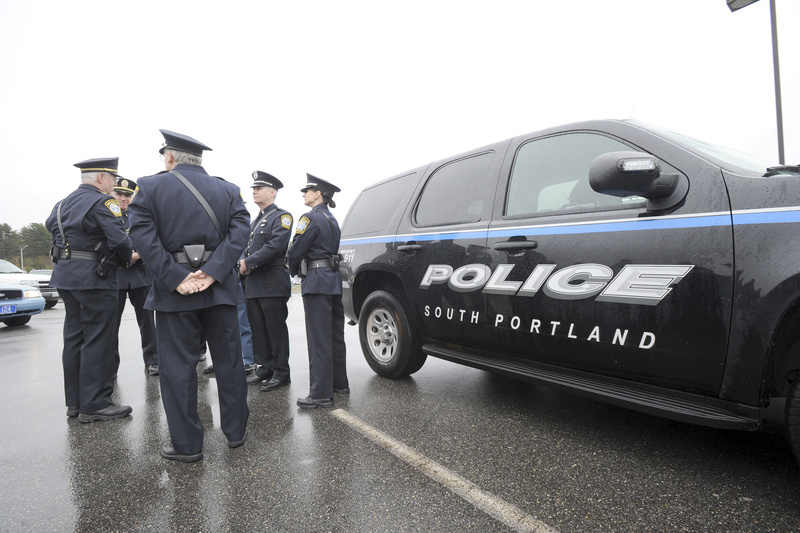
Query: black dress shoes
260 378 290 392
147 364 159 376
202 365 215 374
160 443 203 463
66 406 79 418
246 373 270 385
297 396 334 409
78 403 133 423
334 387 350 394
227 429 248 449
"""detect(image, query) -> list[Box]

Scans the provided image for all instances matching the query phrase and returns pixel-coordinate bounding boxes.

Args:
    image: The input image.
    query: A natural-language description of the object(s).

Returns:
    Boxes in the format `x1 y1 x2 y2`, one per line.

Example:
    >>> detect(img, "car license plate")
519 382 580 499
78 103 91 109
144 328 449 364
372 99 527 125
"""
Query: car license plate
0 305 17 315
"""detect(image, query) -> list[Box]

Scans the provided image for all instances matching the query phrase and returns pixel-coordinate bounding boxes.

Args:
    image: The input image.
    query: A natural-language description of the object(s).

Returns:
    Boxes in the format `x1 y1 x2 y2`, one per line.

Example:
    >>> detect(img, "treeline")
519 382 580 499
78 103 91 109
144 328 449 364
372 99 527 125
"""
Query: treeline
0 223 53 271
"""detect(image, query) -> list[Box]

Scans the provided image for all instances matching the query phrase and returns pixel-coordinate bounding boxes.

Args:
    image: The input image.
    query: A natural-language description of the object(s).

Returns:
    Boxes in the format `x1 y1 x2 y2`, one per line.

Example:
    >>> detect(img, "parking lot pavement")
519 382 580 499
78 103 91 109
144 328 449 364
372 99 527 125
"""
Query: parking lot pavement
2 297 800 532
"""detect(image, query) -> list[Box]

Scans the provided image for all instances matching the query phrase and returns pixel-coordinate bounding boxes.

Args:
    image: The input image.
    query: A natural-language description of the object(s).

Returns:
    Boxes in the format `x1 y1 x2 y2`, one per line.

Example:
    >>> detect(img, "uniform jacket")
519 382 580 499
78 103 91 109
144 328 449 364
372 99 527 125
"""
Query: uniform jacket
117 210 154 290
46 183 133 291
127 164 249 312
241 204 293 299
287 203 342 296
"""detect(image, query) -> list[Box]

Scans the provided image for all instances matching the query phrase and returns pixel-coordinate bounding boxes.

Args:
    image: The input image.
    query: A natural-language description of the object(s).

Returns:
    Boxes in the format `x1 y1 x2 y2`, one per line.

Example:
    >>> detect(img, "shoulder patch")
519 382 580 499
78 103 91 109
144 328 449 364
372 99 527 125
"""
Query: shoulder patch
105 199 122 217
296 216 310 234
281 214 293 229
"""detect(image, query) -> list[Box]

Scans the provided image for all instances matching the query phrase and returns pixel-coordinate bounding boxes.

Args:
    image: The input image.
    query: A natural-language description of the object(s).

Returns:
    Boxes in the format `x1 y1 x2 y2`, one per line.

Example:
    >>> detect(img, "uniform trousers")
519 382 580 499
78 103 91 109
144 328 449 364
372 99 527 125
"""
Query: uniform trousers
156 305 249 454
60 289 119 413
302 293 348 399
246 296 290 381
115 286 158 370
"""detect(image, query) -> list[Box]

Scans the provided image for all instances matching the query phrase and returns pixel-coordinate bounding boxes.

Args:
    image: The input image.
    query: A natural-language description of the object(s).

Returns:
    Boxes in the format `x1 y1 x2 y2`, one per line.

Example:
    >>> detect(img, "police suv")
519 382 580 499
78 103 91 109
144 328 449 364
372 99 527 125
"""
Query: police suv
339 119 800 463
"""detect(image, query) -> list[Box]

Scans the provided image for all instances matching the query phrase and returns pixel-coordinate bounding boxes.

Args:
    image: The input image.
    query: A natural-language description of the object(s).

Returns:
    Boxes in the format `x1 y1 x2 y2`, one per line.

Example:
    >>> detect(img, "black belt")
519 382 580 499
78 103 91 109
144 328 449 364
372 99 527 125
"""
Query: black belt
59 250 100 261
172 250 213 265
308 259 330 269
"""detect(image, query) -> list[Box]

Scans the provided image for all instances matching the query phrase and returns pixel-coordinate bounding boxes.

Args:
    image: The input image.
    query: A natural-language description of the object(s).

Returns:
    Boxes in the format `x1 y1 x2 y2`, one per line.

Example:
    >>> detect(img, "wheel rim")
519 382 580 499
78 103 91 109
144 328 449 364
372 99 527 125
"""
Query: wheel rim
365 306 398 363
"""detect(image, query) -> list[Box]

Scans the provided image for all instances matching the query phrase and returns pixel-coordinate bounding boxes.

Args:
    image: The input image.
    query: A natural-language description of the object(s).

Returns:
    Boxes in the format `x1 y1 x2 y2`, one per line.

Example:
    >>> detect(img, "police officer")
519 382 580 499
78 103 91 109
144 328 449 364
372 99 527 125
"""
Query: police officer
46 158 133 422
112 177 159 377
239 171 293 391
287 174 349 409
127 130 250 462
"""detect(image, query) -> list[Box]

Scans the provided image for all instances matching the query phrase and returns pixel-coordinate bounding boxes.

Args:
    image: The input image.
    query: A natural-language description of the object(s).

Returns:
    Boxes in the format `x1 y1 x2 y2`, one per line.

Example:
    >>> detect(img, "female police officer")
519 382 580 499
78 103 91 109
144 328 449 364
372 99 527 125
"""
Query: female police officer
287 174 348 408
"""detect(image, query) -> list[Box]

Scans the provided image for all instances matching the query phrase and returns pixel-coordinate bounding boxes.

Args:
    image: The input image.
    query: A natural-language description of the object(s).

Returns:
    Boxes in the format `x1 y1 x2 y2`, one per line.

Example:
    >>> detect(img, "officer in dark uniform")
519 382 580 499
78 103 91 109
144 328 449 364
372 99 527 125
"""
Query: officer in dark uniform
46 158 134 422
287 174 349 409
239 171 293 391
112 177 159 377
127 130 250 463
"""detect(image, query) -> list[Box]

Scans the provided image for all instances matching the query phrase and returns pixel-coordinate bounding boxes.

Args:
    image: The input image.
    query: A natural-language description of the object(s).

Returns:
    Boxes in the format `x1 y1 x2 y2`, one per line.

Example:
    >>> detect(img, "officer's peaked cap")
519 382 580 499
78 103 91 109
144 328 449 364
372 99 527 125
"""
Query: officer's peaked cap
114 177 137 194
158 129 212 156
74 157 121 177
251 170 283 190
301 173 340 196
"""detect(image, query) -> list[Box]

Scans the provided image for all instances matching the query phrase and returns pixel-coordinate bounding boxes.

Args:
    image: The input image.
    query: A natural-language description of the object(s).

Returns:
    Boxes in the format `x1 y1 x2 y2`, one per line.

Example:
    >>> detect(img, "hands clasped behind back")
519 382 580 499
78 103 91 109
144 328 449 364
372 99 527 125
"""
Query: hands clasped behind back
176 270 217 295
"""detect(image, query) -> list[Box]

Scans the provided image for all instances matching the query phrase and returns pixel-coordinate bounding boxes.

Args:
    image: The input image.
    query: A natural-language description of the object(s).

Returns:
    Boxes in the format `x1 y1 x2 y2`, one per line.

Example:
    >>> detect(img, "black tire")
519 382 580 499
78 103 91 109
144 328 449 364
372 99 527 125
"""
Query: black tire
2 316 31 327
787 376 800 465
44 300 57 309
358 290 426 379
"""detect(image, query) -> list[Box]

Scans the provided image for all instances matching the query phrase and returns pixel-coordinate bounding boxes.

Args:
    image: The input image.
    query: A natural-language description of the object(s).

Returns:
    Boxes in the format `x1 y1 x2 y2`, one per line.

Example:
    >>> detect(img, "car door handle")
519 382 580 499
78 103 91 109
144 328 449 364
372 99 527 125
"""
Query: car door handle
494 240 538 251
397 243 422 252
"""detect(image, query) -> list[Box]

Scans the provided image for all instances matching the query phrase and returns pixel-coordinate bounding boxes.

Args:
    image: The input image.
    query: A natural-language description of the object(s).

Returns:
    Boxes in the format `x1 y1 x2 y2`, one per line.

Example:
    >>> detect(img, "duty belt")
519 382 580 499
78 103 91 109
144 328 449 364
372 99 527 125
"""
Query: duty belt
59 250 100 261
308 259 331 269
172 250 213 265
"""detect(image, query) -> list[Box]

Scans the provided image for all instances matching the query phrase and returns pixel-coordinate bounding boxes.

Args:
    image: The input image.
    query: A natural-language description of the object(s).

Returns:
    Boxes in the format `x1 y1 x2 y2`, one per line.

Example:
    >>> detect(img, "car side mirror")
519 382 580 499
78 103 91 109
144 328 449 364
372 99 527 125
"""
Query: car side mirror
589 151 688 211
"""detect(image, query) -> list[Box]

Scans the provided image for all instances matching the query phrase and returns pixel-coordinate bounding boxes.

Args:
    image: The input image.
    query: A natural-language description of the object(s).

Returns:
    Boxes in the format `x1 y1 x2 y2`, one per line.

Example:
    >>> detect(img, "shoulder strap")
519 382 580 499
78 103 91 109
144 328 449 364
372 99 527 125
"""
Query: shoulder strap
170 170 223 239
319 209 339 238
56 201 68 249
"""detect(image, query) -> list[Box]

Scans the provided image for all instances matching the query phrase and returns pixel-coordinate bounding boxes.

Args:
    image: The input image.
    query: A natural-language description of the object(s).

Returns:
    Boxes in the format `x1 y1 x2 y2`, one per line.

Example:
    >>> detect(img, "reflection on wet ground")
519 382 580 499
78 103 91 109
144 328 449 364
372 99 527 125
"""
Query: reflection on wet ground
3 297 800 532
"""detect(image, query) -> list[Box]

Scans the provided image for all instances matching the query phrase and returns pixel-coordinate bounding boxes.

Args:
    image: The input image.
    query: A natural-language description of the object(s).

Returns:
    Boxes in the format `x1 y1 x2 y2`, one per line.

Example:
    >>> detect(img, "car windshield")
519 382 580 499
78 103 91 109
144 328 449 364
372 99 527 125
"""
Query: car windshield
630 121 776 175
0 260 24 274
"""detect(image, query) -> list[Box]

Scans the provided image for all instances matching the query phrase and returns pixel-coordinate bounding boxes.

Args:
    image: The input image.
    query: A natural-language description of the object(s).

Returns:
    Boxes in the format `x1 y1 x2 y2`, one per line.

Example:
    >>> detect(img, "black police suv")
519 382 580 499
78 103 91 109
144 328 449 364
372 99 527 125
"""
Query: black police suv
338 119 800 464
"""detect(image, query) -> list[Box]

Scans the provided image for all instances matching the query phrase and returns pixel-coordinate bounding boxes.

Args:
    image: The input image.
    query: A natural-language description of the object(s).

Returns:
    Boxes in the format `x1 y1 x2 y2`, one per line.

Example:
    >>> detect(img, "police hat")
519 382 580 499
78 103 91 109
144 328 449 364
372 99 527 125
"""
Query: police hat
74 157 121 177
301 173 341 196
114 177 137 194
251 170 283 190
158 129 212 156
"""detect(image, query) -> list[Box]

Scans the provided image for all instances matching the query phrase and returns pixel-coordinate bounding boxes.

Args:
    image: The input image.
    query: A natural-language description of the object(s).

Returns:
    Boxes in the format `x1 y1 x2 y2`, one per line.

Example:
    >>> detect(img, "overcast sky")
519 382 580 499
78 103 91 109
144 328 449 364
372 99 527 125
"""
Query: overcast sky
1 0 797 231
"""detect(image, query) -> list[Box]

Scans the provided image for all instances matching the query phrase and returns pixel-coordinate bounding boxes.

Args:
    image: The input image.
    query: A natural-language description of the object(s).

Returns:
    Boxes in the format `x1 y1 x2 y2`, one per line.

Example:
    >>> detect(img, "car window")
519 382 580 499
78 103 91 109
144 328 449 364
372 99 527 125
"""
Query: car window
0 260 24 274
505 133 646 217
415 152 495 226
342 173 417 236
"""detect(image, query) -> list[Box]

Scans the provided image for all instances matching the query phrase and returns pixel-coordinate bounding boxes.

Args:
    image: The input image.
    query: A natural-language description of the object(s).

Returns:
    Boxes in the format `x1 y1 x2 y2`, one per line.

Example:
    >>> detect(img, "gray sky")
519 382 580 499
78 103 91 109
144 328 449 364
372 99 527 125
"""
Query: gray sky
1 0 798 229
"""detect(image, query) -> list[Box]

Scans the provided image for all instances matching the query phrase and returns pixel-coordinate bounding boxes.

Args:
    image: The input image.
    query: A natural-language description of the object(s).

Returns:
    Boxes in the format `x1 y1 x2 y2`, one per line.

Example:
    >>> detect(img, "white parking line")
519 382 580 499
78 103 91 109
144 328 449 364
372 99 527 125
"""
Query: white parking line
330 409 558 533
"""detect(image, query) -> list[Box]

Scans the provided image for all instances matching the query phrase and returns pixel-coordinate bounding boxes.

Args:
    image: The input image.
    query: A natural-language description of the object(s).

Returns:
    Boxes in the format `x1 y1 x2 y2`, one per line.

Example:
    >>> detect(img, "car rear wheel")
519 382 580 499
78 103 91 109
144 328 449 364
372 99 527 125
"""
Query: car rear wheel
2 316 31 327
786 375 800 465
359 290 426 379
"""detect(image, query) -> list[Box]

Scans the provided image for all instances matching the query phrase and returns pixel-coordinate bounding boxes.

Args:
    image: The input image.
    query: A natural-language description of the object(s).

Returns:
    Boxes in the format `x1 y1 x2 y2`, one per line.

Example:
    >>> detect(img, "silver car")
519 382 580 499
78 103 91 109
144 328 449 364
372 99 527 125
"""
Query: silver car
0 259 59 309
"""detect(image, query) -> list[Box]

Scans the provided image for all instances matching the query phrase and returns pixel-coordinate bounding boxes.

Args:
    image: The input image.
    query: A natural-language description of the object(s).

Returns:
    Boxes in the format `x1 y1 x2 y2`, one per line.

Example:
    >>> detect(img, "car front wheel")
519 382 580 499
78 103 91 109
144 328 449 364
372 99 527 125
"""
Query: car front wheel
358 290 426 379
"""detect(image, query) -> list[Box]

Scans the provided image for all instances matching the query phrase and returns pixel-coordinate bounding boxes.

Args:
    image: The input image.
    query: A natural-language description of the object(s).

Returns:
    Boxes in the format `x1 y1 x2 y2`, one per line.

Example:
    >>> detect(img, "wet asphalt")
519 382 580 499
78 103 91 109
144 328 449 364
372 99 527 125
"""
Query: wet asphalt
2 293 800 532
